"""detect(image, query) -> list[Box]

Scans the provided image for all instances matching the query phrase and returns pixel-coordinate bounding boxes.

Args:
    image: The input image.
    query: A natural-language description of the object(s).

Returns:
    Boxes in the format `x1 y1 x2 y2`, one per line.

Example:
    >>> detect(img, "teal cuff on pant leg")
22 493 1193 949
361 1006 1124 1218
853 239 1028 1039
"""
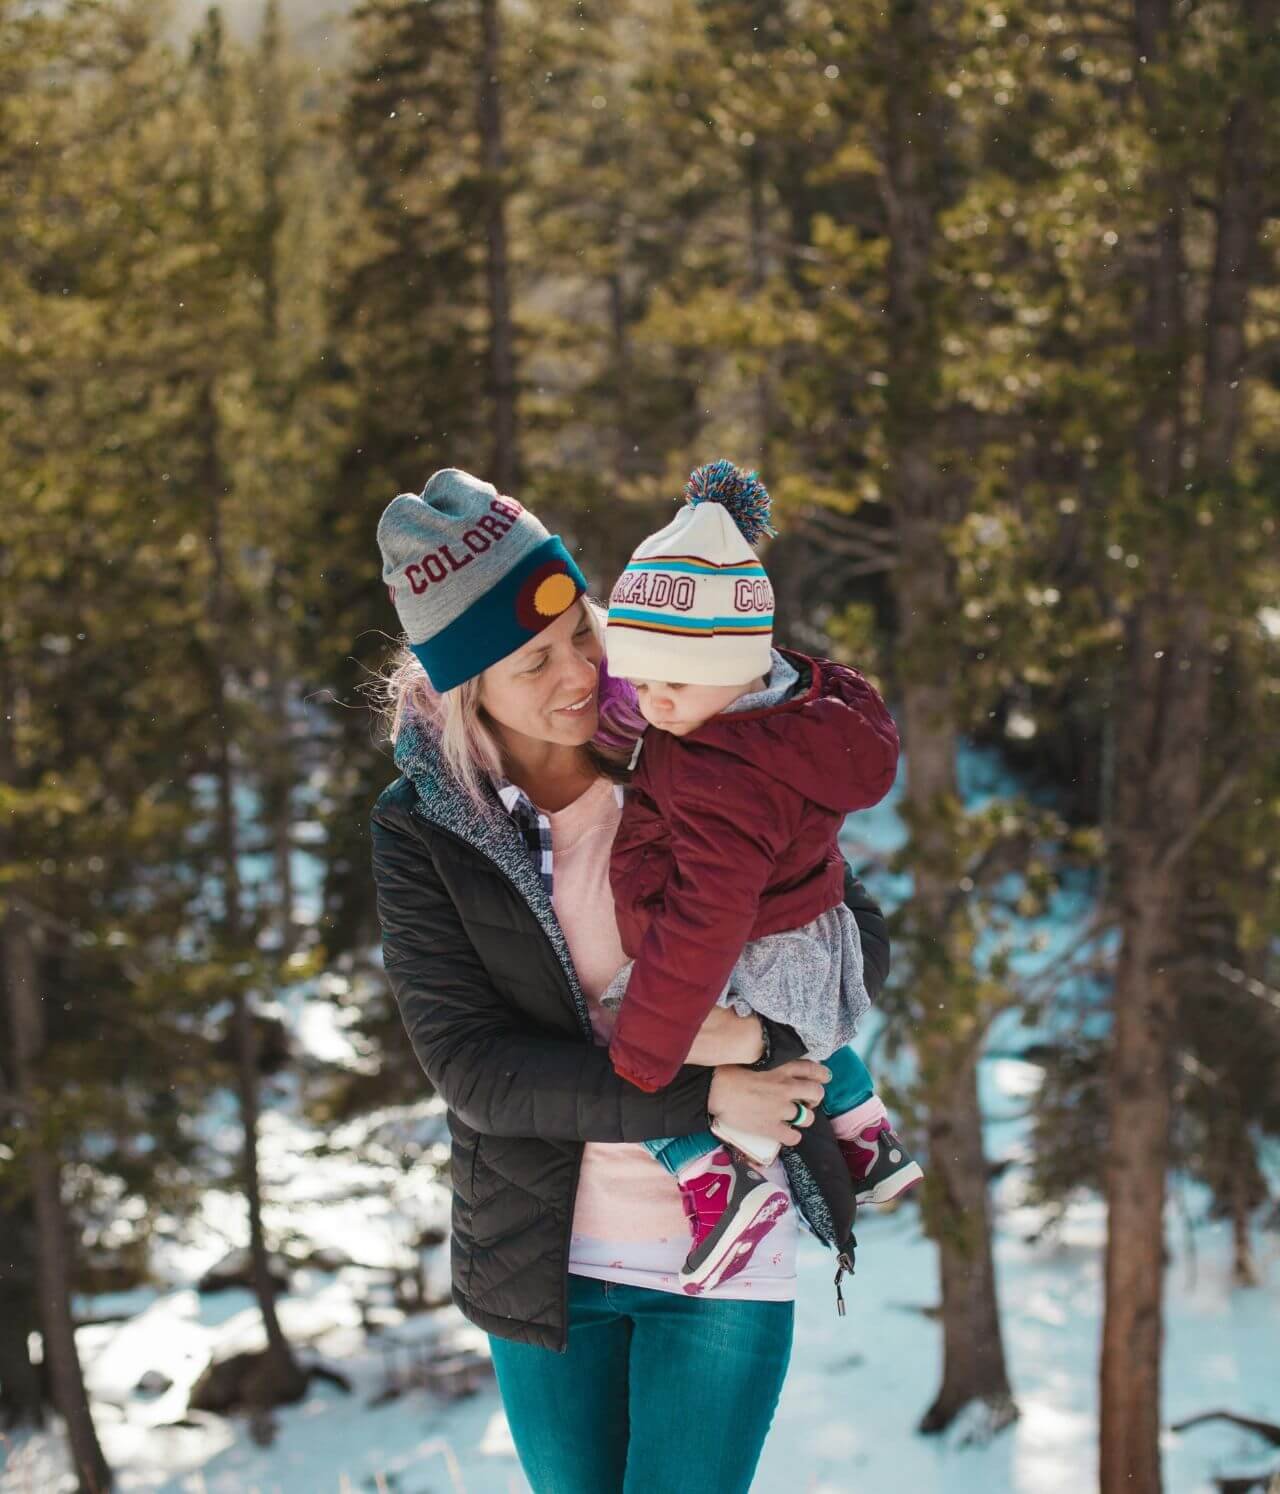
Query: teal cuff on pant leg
821 1045 875 1115
643 1130 720 1176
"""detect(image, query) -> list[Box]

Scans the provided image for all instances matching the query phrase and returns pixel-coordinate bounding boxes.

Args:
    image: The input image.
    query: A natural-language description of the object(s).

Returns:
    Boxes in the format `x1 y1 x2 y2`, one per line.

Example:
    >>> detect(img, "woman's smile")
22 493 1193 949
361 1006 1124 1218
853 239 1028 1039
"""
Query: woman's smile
556 689 596 717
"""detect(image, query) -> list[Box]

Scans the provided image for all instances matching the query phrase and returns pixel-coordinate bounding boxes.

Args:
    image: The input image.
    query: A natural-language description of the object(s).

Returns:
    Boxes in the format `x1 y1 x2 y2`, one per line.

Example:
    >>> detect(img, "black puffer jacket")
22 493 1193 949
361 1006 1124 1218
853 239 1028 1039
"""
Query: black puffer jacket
370 715 891 1351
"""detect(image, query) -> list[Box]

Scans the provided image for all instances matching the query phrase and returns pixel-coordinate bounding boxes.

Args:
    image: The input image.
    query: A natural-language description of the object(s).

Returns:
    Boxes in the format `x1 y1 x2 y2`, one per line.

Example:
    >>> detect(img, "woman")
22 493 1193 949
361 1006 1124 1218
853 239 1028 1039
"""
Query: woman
370 468 889 1492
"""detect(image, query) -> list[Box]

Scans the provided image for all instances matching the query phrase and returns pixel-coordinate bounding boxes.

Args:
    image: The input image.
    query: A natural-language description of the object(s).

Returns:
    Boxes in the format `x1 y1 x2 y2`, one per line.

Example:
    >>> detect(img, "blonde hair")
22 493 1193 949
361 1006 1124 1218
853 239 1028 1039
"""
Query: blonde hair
368 598 638 805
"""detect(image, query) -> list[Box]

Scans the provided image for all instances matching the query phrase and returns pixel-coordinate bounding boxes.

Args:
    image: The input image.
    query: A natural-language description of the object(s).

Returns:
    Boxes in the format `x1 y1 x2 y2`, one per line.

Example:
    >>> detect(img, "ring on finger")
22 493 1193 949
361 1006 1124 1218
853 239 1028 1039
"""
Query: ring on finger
791 1101 810 1126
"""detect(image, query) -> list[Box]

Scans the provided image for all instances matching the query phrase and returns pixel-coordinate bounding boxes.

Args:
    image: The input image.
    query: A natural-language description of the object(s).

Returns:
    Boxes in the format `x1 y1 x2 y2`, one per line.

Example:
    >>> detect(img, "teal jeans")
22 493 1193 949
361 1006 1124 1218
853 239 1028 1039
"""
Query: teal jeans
645 1040 876 1175
489 1274 794 1493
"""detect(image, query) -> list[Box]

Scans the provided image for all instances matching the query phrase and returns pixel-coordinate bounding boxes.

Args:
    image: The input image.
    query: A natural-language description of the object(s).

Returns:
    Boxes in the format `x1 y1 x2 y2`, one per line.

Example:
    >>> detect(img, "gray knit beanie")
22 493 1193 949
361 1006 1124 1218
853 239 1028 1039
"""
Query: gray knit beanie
377 468 587 691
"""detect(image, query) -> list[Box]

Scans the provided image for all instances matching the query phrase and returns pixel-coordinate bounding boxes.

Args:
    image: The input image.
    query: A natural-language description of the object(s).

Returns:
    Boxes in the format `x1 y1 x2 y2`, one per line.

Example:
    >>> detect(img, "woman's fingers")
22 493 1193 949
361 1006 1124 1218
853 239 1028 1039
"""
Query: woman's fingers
770 1060 827 1131
707 1059 833 1147
771 1059 832 1085
783 1081 827 1109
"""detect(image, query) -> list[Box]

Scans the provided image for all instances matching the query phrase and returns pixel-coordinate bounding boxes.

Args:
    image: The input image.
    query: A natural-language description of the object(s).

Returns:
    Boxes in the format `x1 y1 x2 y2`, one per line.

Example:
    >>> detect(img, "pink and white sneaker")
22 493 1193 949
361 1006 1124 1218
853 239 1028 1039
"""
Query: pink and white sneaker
676 1148 791 1296
839 1117 924 1206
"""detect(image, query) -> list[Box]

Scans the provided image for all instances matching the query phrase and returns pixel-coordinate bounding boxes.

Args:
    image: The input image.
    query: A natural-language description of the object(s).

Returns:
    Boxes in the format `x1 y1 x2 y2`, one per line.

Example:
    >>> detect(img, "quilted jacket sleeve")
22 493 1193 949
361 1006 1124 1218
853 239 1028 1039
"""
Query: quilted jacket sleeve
371 800 715 1142
607 765 799 1093
607 774 668 956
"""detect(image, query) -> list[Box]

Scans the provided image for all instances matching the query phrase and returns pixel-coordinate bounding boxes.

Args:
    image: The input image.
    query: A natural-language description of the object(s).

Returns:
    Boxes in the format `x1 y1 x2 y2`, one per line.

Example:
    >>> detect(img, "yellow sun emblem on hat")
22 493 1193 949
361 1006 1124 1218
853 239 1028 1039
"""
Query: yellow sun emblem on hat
515 559 582 631
533 571 577 617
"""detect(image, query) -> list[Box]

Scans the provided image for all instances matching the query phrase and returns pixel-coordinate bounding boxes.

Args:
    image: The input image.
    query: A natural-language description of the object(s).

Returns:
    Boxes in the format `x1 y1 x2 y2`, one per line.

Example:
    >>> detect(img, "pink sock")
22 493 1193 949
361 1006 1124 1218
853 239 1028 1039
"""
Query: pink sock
831 1094 889 1143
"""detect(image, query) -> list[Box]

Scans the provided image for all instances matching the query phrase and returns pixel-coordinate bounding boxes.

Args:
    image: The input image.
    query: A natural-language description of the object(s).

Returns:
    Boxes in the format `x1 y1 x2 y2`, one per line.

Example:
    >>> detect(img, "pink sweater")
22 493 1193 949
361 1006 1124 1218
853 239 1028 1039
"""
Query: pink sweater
548 777 797 1301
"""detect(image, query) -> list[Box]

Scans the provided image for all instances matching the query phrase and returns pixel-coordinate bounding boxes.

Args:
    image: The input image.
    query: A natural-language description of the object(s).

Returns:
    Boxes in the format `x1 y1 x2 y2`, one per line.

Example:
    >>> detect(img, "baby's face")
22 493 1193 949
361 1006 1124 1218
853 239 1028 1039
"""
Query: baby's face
629 678 751 736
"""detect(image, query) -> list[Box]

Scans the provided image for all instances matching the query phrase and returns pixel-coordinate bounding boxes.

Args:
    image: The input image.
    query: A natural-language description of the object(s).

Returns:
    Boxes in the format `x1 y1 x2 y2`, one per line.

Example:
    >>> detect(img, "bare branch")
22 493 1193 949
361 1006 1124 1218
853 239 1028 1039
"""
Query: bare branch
1156 765 1246 875
1171 1410 1280 1448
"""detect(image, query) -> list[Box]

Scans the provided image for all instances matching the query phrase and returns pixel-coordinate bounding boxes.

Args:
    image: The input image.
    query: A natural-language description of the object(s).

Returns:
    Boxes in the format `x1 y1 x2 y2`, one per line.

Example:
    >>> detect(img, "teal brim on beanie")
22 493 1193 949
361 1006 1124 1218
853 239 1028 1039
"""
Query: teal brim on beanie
409 536 588 691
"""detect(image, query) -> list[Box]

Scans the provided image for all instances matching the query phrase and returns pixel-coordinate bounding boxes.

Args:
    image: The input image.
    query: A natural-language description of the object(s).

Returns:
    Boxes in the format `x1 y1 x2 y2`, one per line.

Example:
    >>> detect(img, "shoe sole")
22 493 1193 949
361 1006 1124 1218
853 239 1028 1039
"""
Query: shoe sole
680 1191 791 1295
856 1162 924 1207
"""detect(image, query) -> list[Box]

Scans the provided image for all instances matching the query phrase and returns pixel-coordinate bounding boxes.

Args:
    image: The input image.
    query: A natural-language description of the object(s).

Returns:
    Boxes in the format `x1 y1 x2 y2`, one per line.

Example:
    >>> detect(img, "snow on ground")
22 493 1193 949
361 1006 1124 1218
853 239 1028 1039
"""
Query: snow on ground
4 744 1277 1492
6 1056 1277 1493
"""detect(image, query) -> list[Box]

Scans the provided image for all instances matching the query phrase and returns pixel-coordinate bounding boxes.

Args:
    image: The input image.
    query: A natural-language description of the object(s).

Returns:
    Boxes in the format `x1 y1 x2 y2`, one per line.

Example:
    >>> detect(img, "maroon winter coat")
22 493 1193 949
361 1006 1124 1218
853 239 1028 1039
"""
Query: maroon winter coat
607 649 900 1092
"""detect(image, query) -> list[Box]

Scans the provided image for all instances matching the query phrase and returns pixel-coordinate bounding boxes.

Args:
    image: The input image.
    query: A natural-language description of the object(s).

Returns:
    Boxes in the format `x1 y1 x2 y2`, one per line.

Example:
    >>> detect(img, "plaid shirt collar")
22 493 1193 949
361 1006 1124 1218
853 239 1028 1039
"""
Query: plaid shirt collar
492 774 624 902
493 777 554 901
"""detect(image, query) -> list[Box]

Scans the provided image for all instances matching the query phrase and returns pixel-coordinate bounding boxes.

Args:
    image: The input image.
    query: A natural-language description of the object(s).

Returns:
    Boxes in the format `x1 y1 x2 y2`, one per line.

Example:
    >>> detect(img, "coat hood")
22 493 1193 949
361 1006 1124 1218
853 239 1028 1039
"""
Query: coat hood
678 649 899 815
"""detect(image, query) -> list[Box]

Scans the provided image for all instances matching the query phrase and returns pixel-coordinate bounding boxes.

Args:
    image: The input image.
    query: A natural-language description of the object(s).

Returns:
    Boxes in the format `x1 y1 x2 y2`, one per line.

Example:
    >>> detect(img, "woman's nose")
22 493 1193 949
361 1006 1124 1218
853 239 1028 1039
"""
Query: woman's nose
564 651 597 693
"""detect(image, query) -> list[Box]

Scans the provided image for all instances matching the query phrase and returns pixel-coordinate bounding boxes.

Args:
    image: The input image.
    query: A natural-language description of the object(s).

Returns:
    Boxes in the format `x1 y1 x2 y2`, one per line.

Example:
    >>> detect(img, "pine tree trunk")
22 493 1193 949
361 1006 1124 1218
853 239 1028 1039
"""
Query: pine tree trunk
205 415 306 1410
607 264 632 487
253 3 297 961
477 0 519 493
881 0 1016 1436
897 569 1017 1437
1101 602 1211 1494
0 635 111 1485
1229 1146 1259 1289
918 1027 1016 1435
1099 4 1268 1484
1 910 113 1492
745 138 774 461
265 571 296 960
0 1195 45 1430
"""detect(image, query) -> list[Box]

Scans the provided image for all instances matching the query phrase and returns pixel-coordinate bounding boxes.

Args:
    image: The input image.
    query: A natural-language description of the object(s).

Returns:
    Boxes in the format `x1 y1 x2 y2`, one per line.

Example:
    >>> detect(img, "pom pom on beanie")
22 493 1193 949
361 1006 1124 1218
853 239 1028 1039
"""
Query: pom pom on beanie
683 459 776 546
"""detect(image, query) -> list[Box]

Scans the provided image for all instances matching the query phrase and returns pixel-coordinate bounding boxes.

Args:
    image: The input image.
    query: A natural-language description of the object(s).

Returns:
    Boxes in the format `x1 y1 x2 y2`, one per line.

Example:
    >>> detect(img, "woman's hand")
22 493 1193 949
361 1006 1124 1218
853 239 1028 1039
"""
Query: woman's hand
707 1060 830 1148
684 1006 766 1066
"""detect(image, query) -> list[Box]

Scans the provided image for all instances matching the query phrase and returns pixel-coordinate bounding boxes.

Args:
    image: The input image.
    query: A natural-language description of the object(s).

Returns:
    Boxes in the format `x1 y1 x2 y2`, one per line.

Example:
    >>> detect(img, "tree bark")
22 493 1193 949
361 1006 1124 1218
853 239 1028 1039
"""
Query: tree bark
477 0 519 493
1229 1154 1259 1289
254 1 297 961
265 570 297 961
0 1193 45 1431
607 263 633 488
745 138 775 463
0 619 111 1489
881 0 1016 1436
898 548 1017 1437
1099 3 1271 1487
204 403 306 1411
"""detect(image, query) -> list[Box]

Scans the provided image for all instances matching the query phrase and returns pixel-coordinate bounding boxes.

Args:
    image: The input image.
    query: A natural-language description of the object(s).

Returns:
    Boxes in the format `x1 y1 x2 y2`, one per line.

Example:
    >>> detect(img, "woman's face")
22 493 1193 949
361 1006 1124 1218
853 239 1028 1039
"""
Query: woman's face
479 601 602 750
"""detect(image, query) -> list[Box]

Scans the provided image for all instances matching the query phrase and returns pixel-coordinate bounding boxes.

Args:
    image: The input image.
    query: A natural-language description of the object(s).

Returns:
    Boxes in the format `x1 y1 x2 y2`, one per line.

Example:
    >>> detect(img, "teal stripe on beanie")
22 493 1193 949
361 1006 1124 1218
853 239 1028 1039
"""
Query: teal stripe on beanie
410 536 587 691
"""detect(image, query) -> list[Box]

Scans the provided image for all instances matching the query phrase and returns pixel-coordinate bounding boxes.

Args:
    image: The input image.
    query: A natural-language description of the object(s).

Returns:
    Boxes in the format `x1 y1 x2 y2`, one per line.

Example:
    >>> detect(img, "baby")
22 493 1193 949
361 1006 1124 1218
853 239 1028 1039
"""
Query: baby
602 460 922 1294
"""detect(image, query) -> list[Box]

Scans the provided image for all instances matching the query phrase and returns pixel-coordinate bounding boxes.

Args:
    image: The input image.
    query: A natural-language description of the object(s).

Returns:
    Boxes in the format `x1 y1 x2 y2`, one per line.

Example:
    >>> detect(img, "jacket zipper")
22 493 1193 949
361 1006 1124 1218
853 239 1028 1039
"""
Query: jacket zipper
833 1244 857 1317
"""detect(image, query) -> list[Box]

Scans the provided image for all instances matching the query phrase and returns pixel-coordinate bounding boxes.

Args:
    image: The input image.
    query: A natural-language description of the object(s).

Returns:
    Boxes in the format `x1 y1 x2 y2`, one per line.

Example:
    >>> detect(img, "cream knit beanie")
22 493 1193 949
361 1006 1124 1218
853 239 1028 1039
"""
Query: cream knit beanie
605 461 776 687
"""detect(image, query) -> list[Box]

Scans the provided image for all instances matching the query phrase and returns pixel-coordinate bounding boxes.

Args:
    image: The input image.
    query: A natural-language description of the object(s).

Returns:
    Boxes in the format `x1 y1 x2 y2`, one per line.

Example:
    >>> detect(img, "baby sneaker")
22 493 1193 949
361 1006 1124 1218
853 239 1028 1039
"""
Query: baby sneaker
837 1100 924 1206
676 1148 790 1295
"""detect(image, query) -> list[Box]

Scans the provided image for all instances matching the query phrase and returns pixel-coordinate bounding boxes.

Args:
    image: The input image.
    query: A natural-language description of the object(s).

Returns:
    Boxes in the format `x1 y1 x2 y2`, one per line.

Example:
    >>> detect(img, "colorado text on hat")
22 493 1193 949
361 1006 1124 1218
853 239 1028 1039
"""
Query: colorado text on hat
609 571 775 613
401 498 524 595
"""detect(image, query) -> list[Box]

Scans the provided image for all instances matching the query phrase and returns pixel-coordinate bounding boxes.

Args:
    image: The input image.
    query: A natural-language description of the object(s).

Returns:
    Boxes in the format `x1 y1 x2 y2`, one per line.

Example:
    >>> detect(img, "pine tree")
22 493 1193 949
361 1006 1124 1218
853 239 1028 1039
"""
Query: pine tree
305 0 496 961
1081 4 1280 1485
0 4 238 1476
